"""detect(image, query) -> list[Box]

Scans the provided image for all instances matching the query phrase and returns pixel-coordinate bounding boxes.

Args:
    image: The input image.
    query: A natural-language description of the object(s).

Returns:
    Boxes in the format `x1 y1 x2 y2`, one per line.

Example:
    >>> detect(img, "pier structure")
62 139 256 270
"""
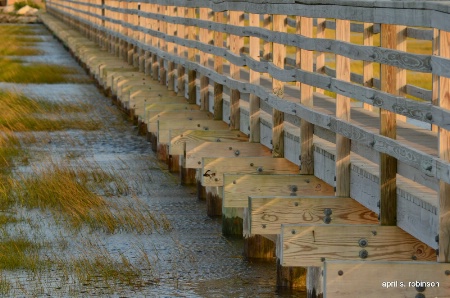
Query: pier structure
42 0 450 296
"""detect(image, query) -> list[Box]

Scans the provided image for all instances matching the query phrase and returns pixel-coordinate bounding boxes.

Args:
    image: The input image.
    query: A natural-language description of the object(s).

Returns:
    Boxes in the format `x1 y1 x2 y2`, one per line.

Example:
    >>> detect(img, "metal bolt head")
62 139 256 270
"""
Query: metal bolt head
359 249 368 259
324 208 332 216
358 238 368 248
323 216 331 224
228 147 232 150
415 285 426 292
321 257 325 262
250 163 254 167
294 202 299 207
257 167 263 173
415 294 425 298
291 230 296 235
216 138 221 142
445 270 450 276
198 161 201 165
338 270 344 276
234 150 240 156
412 255 417 260
232 180 236 184
262 224 266 229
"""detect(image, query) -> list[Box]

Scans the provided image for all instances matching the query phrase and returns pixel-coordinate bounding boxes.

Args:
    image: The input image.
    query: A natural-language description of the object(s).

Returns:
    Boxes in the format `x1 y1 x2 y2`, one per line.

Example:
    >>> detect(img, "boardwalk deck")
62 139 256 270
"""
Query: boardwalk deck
42 1 450 294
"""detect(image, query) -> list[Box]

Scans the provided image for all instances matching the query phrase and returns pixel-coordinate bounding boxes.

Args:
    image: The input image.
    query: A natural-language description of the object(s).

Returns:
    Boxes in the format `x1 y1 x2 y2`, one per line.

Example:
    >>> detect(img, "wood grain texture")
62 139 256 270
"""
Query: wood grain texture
281 225 436 267
185 142 272 169
157 119 229 144
213 11 224 120
272 14 286 158
223 174 334 208
439 30 450 263
335 19 351 197
299 16 314 175
202 156 299 187
380 24 403 226
324 261 450 298
169 129 248 155
249 13 260 143
249 196 378 235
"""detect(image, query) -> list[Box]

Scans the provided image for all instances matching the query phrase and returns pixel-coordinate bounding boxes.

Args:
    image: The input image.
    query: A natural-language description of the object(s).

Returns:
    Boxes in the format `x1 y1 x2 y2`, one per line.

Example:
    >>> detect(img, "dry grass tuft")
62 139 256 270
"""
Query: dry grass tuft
0 91 101 132
0 237 43 272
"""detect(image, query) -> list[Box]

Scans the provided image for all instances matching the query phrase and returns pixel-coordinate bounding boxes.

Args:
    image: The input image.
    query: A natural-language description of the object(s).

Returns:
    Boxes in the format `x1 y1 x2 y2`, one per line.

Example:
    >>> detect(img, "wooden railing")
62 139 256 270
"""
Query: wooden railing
45 0 450 264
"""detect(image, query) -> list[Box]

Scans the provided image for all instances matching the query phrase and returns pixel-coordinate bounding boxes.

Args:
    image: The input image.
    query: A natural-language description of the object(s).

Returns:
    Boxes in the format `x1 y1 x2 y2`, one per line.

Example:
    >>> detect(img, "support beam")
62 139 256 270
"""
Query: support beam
248 196 378 235
281 225 436 267
201 157 299 187
223 174 334 208
184 142 272 169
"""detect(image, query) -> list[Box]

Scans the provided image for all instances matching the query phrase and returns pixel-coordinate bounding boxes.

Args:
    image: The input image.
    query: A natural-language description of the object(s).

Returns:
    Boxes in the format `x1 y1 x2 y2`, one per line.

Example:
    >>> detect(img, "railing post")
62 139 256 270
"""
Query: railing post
271 14 286 158
213 11 224 120
158 5 167 85
363 23 374 111
229 10 243 130
151 4 159 81
379 24 405 225
315 18 326 94
335 19 351 197
438 30 450 263
166 6 176 91
187 7 196 104
177 6 186 97
298 16 314 174
249 13 261 142
199 7 212 110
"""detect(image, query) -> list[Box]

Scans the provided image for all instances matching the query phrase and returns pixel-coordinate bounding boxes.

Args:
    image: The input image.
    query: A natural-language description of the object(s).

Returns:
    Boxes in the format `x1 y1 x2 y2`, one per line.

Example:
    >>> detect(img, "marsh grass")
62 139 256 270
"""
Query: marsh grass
0 25 44 56
8 162 171 234
0 57 90 84
0 274 11 296
0 91 101 132
0 237 43 272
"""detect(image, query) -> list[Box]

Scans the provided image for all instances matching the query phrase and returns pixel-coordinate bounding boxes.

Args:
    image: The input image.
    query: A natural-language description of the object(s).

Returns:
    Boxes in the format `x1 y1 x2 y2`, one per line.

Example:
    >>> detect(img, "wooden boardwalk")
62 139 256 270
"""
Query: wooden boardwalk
42 0 450 296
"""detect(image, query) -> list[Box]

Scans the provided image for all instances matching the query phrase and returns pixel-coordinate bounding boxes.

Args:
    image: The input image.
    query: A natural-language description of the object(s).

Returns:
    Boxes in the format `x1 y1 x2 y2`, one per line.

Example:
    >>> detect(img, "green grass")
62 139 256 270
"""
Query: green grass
0 57 91 84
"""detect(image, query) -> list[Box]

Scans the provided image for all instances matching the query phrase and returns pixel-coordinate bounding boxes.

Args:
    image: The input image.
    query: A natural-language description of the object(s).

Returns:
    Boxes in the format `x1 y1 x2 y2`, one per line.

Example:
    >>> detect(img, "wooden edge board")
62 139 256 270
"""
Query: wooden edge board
169 129 248 155
324 261 450 298
223 174 334 208
185 142 272 169
280 224 436 267
201 156 299 187
248 196 378 235
157 120 229 144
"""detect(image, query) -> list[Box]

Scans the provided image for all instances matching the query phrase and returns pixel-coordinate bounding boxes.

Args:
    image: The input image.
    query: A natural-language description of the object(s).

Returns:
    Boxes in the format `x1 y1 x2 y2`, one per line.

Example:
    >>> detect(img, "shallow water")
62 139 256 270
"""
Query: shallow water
0 24 306 297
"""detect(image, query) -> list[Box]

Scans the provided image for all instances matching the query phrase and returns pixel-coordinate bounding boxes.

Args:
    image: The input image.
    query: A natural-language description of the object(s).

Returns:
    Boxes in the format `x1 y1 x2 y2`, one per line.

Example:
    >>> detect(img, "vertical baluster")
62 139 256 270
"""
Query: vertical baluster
229 10 243 129
213 11 224 120
249 13 260 142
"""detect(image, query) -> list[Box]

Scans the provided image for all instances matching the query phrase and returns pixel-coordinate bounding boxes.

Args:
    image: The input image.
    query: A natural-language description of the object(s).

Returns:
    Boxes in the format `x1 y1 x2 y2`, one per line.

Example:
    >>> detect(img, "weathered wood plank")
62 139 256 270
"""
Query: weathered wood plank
335 19 351 197
202 156 299 187
187 7 196 104
213 11 224 120
272 13 286 158
363 22 374 111
176 6 186 97
229 10 243 130
248 196 378 235
223 174 334 208
157 119 229 144
185 142 272 169
380 24 403 226
324 261 450 298
439 29 450 263
169 129 248 155
249 13 260 143
299 16 314 175
281 225 436 267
